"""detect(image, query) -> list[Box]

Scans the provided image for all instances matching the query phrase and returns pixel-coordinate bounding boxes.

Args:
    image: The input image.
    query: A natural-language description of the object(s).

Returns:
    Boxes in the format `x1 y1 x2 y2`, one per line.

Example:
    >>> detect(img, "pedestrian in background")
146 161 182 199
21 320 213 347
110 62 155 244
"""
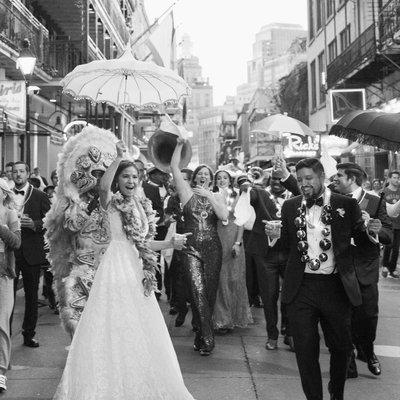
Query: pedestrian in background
213 170 252 333
0 179 21 393
382 171 400 279
12 161 51 348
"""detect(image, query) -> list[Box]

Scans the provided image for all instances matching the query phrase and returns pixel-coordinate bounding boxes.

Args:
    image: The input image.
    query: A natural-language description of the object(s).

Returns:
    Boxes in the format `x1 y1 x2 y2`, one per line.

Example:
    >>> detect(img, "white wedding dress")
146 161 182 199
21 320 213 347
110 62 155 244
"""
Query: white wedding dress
53 205 195 400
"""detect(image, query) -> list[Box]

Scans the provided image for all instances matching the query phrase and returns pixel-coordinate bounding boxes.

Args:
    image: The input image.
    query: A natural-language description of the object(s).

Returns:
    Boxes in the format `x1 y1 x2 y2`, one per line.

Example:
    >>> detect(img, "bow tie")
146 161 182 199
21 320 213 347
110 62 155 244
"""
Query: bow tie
306 196 323 209
14 189 25 195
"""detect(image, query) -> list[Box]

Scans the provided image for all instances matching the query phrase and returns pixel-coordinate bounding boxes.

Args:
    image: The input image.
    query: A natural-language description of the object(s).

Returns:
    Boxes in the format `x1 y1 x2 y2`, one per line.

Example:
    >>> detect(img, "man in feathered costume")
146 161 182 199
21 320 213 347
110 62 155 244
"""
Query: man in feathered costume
44 126 117 337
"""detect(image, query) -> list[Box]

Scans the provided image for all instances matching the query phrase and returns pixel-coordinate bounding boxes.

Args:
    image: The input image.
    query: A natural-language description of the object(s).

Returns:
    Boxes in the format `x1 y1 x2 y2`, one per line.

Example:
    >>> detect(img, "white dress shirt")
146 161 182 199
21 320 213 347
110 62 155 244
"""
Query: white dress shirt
304 188 336 274
14 182 30 216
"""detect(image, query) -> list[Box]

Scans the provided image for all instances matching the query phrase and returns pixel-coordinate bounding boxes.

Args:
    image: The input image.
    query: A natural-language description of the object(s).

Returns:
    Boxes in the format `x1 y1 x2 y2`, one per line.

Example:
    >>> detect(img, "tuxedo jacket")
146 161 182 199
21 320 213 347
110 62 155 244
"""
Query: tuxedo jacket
353 190 392 285
281 192 377 307
14 185 51 266
245 186 279 257
142 181 167 240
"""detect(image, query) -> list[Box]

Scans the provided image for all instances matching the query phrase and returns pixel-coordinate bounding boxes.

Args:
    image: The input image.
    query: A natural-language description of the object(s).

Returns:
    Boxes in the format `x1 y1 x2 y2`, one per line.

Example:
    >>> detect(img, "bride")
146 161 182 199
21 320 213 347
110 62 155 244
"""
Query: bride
53 141 194 400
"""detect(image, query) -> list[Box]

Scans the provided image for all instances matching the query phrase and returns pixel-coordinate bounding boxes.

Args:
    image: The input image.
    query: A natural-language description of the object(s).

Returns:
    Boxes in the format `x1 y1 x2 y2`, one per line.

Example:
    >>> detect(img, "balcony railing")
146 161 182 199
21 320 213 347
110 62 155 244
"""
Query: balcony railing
327 24 376 89
43 38 83 78
0 0 49 63
379 0 400 47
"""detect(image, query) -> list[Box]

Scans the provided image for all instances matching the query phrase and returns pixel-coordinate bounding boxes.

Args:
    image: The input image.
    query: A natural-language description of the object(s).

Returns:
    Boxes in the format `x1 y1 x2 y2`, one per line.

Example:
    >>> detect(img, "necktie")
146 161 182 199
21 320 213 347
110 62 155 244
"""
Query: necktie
345 193 353 197
306 196 323 209
14 189 25 195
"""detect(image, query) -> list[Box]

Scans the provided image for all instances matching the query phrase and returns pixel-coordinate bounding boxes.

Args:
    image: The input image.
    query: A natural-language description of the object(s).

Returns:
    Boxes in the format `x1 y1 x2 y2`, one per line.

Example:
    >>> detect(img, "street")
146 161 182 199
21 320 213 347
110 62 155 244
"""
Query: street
3 275 400 400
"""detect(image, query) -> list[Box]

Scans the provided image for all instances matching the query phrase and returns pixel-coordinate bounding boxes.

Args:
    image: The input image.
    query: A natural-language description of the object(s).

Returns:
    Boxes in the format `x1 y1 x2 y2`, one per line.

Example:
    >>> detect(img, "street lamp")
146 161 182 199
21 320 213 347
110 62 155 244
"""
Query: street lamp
16 39 36 168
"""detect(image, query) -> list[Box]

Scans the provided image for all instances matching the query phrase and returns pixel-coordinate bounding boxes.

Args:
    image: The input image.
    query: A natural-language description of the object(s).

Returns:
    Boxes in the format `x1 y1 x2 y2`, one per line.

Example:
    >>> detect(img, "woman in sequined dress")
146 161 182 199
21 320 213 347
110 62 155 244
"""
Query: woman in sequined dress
171 140 228 356
212 170 253 333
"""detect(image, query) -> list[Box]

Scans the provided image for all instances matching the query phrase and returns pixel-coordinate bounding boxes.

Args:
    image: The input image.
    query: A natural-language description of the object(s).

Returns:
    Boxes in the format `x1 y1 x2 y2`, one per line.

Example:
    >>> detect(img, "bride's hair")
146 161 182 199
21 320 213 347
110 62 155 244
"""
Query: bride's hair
111 160 139 193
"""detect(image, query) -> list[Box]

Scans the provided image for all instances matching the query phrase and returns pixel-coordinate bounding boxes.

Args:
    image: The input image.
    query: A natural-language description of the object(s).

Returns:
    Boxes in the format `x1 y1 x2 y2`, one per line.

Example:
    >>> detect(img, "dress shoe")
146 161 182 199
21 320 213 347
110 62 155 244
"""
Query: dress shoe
23 338 39 348
367 354 381 376
169 307 178 315
283 335 295 352
175 310 187 327
199 337 214 356
193 332 202 351
265 338 277 350
347 352 358 379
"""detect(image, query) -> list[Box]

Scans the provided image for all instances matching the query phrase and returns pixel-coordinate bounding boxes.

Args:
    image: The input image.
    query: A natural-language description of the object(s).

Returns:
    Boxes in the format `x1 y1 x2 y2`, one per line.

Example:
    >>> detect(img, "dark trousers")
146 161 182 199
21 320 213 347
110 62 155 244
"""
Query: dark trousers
169 251 189 315
382 228 400 273
351 282 378 358
42 265 56 308
252 250 288 340
287 274 352 400
13 257 42 339
245 251 260 306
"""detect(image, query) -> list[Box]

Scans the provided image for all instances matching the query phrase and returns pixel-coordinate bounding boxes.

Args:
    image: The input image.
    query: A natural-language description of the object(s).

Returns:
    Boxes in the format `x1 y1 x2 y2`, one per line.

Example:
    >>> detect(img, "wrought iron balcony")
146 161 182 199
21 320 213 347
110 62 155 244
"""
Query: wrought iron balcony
327 24 376 89
43 37 83 78
0 0 49 67
379 0 400 49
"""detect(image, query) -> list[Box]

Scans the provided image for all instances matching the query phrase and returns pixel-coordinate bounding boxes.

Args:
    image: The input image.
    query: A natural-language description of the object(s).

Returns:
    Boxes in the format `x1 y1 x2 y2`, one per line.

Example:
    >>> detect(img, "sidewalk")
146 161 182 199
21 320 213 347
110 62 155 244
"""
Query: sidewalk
3 276 400 400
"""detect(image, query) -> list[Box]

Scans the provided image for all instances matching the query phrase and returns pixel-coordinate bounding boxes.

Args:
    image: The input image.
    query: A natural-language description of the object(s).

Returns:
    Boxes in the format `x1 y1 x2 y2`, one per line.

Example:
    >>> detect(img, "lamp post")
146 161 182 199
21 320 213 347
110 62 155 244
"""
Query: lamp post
16 39 36 168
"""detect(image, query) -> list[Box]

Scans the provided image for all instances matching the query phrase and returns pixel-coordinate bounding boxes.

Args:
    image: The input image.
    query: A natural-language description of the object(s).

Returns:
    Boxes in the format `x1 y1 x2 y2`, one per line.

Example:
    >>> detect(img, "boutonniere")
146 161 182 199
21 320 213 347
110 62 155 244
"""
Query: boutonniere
336 208 345 218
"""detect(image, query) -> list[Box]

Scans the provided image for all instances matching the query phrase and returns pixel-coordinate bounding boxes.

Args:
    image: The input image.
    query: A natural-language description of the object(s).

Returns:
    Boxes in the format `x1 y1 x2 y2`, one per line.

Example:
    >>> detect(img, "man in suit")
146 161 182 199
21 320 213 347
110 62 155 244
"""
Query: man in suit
334 162 392 377
12 161 51 347
279 158 377 400
142 167 171 299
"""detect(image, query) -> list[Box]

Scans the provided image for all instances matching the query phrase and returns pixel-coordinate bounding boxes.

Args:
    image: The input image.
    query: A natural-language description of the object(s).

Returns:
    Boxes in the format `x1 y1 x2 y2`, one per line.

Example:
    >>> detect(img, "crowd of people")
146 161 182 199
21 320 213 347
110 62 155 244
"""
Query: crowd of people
0 122 398 399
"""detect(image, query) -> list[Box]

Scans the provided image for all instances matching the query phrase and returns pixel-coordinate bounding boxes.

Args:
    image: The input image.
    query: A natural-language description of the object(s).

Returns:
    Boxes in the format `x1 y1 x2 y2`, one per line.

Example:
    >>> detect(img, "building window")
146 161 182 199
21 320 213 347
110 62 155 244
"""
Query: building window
309 0 314 40
328 38 337 63
318 51 325 105
316 0 324 31
327 0 335 18
340 24 351 52
310 60 317 110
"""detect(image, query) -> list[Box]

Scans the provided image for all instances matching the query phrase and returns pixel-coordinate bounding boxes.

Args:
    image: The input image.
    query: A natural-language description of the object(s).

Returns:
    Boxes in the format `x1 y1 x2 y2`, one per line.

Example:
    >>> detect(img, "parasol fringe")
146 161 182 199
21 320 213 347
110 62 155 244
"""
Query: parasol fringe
329 125 400 152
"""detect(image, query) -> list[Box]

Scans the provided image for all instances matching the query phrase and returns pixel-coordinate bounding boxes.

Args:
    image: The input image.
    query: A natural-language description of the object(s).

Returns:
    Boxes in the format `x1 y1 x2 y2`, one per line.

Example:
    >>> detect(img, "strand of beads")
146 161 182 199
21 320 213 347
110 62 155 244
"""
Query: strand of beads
294 199 333 271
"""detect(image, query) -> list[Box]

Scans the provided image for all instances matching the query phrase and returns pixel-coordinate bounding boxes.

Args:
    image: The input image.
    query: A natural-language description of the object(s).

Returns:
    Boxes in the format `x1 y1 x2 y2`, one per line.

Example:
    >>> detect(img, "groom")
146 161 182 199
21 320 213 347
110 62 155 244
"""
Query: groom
279 158 377 400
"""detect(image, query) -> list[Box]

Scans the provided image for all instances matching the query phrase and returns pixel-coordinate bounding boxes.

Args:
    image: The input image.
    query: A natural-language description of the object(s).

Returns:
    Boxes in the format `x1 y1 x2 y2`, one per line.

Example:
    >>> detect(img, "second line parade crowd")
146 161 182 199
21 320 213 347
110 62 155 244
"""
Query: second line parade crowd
0 118 398 400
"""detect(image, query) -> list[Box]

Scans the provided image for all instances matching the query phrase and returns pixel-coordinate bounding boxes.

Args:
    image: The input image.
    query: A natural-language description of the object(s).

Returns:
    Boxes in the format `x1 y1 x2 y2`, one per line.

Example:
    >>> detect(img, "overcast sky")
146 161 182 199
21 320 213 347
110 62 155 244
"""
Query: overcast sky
144 0 307 105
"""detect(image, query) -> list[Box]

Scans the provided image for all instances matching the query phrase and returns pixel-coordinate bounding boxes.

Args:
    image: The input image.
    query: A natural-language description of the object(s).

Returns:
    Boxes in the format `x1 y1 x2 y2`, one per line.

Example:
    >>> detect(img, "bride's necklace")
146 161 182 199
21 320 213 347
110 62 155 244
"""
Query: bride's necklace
295 196 333 271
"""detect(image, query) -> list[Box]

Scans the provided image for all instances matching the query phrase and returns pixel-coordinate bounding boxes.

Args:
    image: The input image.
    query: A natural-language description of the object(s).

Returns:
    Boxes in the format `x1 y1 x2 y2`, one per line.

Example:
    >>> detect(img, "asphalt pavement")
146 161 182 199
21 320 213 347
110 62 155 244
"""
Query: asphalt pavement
2 273 400 400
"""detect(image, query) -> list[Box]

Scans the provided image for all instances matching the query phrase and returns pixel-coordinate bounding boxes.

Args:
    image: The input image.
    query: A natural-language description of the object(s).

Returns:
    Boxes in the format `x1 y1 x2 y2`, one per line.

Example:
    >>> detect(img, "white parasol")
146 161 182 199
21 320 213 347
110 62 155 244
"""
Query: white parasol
250 114 315 137
61 46 190 110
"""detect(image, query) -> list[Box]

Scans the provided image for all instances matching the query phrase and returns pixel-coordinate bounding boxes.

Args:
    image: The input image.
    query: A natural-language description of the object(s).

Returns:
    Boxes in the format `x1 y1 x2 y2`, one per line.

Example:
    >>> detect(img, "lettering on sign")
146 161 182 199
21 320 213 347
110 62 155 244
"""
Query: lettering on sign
0 81 26 120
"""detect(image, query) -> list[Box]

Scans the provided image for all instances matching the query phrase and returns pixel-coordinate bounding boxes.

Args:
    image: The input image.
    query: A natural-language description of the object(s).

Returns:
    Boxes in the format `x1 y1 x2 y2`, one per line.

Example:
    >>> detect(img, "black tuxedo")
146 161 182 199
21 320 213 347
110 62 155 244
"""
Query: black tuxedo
353 190 392 285
142 181 167 240
281 192 377 400
351 190 392 361
142 181 168 299
13 185 51 340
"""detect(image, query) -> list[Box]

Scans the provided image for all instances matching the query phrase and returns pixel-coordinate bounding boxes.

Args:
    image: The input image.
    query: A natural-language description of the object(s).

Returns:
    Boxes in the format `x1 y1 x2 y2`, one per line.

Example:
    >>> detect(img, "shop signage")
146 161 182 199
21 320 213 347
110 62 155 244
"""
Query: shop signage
0 80 26 121
283 134 320 158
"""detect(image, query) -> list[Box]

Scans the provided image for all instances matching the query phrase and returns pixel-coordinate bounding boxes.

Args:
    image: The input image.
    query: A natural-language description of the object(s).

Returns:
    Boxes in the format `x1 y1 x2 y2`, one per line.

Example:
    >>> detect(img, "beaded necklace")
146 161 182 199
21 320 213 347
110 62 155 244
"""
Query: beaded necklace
295 192 333 271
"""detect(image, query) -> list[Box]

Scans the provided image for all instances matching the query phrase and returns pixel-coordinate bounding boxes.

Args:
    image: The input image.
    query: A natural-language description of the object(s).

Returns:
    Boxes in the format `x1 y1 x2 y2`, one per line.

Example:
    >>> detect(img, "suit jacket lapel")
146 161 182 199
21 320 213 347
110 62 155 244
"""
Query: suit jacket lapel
23 185 33 214
330 194 341 257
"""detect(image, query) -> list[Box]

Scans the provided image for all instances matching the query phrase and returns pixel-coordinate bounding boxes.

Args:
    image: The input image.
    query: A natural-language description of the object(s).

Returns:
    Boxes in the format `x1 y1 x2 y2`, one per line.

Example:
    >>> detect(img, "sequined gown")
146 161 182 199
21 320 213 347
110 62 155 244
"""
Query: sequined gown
53 204 194 400
213 210 253 330
181 194 223 350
